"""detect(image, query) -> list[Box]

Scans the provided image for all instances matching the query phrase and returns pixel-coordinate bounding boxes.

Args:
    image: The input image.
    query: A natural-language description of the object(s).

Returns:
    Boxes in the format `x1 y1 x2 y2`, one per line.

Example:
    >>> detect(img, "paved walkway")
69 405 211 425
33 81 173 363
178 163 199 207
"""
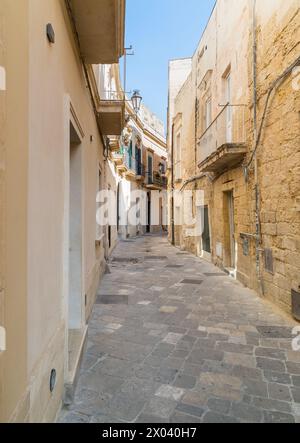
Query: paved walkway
59 235 300 423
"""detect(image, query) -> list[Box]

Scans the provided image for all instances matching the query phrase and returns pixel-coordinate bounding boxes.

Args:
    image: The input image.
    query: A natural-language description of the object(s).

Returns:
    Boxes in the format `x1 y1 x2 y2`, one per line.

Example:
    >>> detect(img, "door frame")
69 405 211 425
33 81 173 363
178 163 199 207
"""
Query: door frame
63 97 85 378
227 191 235 269
223 190 236 272
197 205 212 262
147 192 151 233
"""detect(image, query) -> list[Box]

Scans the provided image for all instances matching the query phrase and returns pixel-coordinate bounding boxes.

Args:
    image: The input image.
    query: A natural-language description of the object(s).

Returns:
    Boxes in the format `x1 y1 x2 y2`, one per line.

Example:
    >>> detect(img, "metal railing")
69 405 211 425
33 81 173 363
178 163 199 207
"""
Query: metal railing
136 163 145 177
147 172 167 189
101 90 125 102
124 149 135 171
112 145 126 158
198 104 246 165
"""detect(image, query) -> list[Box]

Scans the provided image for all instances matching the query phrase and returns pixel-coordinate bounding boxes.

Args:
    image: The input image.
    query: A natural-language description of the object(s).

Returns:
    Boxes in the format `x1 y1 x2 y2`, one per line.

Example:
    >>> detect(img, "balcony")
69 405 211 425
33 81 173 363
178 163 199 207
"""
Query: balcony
136 163 146 181
197 104 247 173
109 136 121 152
98 90 125 136
67 0 125 64
112 146 126 171
122 150 136 179
146 172 168 190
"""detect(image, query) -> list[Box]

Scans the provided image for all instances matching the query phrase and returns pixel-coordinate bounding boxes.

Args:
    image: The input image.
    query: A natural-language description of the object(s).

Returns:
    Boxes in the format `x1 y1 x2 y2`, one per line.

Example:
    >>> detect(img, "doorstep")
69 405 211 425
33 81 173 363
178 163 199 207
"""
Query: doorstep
64 326 88 405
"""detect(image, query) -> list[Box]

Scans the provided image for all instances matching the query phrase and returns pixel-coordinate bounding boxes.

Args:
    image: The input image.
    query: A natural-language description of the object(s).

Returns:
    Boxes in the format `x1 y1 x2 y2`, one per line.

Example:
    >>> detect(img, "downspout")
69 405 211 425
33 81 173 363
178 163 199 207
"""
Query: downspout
171 123 175 246
252 0 264 295
195 98 198 176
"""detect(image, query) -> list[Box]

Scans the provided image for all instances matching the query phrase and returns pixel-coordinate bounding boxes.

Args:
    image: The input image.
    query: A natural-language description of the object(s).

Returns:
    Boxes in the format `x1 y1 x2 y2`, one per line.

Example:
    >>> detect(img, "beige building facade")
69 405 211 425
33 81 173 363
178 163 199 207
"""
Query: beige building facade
168 0 300 318
0 0 126 422
111 102 167 238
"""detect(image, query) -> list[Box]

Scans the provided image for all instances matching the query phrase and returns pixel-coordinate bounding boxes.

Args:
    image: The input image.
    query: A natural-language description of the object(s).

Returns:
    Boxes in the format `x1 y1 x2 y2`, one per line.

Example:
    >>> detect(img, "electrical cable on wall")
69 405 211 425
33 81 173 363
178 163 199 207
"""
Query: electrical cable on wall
245 54 300 176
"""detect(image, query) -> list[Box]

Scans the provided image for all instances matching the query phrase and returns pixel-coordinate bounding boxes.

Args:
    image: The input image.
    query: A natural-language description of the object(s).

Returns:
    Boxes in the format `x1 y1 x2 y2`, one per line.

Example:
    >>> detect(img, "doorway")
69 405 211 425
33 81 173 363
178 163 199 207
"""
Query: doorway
68 121 84 378
202 206 211 255
69 122 83 331
147 192 151 233
224 190 235 270
117 183 120 233
197 205 211 260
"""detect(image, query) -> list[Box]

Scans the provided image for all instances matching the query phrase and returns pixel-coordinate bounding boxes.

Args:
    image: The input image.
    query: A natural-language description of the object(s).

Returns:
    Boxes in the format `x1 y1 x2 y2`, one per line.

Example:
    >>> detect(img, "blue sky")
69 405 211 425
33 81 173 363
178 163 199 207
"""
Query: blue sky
123 0 216 130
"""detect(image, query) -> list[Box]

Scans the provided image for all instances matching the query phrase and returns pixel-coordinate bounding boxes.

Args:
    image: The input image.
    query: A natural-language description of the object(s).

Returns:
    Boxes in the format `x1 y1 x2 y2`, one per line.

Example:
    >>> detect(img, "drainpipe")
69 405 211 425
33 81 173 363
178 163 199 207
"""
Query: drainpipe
194 98 198 176
252 0 264 295
171 123 175 246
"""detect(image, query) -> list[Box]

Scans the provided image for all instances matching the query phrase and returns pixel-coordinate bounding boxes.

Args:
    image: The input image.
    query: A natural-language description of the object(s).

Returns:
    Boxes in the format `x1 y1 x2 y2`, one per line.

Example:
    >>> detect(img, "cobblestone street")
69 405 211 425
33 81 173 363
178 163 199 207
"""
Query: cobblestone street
60 235 300 423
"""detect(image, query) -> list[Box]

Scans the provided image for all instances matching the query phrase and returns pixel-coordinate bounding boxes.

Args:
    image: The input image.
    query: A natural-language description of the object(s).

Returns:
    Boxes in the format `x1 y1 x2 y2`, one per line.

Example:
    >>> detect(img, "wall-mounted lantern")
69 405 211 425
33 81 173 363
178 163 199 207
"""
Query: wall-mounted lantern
46 23 55 44
131 90 142 114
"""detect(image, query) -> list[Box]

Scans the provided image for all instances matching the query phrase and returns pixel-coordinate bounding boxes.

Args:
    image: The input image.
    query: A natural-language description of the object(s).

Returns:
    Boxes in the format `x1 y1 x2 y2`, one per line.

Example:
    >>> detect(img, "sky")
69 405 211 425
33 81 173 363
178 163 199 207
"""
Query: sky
122 0 216 130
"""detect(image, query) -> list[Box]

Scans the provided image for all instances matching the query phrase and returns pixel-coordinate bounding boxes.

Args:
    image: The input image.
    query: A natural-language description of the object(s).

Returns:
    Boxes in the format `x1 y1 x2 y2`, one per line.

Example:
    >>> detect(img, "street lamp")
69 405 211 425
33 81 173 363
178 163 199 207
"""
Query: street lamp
131 90 142 114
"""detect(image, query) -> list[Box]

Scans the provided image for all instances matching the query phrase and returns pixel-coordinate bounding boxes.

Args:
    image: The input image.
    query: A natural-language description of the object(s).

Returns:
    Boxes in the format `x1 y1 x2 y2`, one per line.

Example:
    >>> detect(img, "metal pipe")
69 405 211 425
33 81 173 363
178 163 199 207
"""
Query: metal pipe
179 173 209 192
252 0 263 295
194 98 198 176
171 123 175 246
246 52 300 170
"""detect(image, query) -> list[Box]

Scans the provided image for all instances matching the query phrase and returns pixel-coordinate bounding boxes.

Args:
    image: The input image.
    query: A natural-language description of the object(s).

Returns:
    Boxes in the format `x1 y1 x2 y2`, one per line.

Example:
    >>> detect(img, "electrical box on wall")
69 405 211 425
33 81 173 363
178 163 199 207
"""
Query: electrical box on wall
292 289 300 321
264 249 274 274
46 23 55 44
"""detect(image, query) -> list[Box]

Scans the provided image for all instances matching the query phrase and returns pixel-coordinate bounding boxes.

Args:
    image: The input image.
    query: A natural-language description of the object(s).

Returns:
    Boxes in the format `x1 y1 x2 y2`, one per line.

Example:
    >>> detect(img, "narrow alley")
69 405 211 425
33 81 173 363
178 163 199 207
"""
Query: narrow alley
59 235 300 424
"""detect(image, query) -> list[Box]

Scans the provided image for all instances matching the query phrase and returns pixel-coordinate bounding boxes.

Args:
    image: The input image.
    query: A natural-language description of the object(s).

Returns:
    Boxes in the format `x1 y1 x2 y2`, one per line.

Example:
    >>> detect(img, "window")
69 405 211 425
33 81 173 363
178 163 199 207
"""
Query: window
147 153 153 184
128 141 133 170
202 206 211 253
205 98 212 129
135 146 141 175
159 161 166 175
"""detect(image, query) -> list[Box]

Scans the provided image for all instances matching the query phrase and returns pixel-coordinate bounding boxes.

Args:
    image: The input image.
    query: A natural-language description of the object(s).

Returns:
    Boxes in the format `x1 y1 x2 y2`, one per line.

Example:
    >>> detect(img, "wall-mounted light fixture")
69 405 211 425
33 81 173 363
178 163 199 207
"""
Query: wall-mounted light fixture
46 23 55 44
50 369 57 393
131 90 142 114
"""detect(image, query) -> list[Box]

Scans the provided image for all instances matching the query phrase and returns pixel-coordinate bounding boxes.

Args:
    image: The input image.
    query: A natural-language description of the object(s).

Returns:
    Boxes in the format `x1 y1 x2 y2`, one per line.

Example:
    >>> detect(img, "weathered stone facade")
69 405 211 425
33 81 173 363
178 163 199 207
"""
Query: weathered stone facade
168 0 300 318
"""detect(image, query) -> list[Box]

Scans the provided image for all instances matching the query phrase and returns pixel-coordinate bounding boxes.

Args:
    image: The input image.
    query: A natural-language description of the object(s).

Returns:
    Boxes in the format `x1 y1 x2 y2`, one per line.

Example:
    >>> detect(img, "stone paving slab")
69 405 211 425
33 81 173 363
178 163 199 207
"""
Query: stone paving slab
59 234 300 424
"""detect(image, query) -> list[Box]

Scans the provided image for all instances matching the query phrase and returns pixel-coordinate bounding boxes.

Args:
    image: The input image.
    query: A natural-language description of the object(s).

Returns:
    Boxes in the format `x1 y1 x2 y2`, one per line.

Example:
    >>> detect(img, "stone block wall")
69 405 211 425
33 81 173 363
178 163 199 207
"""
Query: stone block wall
253 3 300 314
168 0 300 318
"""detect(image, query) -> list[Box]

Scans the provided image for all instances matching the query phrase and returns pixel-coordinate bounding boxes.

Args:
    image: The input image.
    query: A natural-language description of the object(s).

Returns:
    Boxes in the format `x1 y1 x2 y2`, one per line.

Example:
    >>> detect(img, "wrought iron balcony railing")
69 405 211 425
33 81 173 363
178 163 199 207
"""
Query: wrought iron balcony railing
136 163 145 177
197 104 246 166
124 150 135 171
102 90 125 102
147 172 168 189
